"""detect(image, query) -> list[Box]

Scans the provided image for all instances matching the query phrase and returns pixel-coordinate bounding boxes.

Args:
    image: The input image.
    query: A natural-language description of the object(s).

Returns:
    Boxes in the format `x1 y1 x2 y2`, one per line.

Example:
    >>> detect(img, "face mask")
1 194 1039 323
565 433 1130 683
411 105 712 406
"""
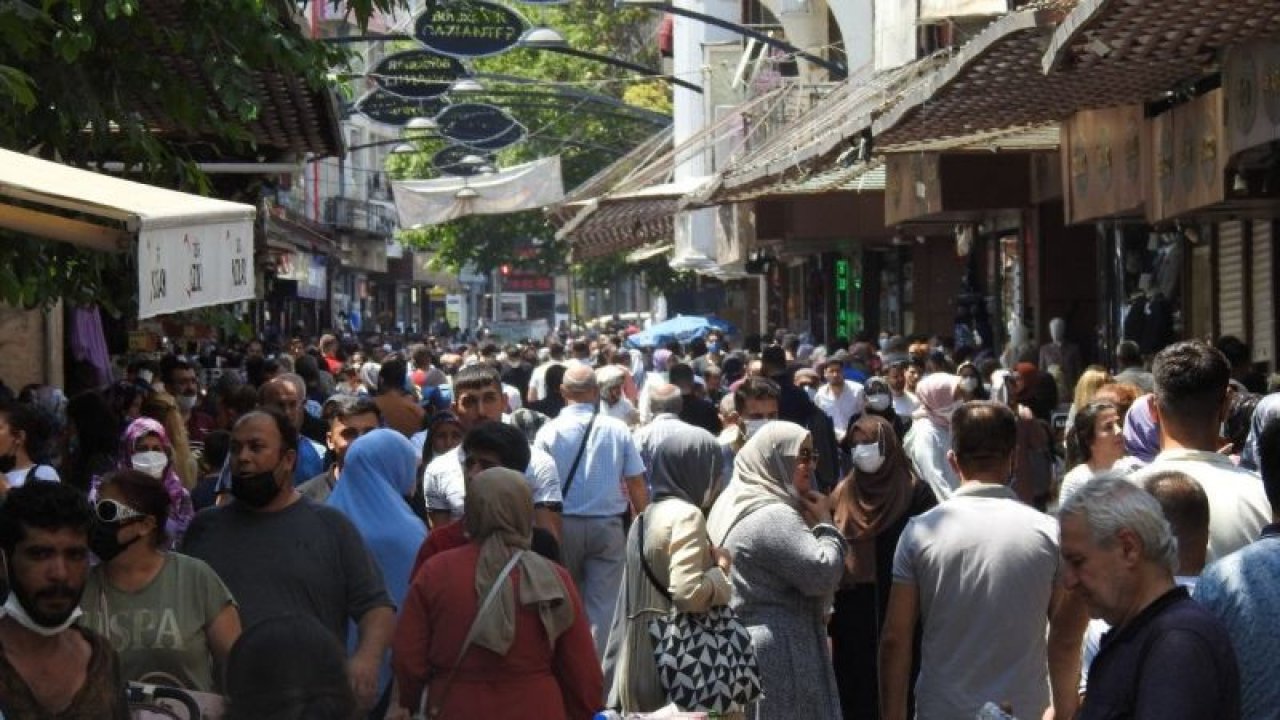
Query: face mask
743 419 769 440
231 467 282 508
852 442 886 474
708 342 720 353
804 386 817 401
960 377 979 393
879 337 890 351
0 591 82 637
130 451 168 480
90 519 140 564
176 394 198 413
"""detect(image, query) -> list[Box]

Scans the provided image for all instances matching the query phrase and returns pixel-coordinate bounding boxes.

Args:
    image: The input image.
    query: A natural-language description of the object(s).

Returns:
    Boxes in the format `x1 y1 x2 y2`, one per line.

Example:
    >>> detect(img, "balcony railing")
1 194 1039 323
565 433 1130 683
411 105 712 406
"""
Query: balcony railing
325 196 398 237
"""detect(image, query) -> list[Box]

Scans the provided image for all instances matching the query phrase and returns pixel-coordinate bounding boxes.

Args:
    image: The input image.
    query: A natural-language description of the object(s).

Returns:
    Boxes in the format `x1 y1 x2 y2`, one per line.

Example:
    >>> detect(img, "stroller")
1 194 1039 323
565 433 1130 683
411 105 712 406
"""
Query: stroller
127 682 223 720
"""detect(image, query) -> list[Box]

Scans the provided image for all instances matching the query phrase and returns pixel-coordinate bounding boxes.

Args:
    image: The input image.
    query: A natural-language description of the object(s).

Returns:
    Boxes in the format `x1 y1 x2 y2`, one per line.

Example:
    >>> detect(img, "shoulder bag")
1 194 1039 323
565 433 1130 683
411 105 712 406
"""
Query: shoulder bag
413 549 525 720
635 513 763 714
559 408 598 503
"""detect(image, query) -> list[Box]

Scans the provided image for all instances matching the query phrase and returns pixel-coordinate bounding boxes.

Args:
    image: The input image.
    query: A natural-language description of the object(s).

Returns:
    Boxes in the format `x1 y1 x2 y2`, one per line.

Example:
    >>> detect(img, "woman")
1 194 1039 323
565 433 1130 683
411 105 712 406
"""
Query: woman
393 468 602 719
225 614 357 720
1059 402 1125 507
902 374 963 501
1064 366 1113 434
81 469 240 693
423 411 464 466
1115 394 1161 473
830 416 936 720
0 401 59 487
112 417 195 549
328 428 426 712
604 432 731 714
707 422 846 720
955 362 987 401
860 377 909 441
140 392 196 490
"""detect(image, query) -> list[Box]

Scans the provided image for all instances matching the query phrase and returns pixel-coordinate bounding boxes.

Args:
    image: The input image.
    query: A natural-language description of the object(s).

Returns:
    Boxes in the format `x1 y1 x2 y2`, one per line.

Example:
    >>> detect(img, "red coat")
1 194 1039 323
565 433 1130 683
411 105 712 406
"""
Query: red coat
411 519 466 581
392 543 602 720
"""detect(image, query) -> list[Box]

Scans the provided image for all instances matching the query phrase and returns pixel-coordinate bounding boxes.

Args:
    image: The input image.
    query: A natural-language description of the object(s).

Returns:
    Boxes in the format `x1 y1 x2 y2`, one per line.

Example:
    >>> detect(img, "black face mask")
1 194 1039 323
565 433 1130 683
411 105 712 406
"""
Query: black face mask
89 519 140 564
231 467 282 508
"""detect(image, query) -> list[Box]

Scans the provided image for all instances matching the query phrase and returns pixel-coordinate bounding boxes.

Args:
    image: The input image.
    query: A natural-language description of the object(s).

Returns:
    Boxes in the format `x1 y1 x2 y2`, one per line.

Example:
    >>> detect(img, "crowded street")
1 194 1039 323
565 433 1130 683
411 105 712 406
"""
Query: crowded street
2 1 1280 719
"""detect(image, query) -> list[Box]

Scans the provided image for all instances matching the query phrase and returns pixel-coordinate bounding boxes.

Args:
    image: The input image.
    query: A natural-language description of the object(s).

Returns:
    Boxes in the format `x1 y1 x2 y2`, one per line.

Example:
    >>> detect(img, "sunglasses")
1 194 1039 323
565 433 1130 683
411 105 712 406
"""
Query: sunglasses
95 499 146 524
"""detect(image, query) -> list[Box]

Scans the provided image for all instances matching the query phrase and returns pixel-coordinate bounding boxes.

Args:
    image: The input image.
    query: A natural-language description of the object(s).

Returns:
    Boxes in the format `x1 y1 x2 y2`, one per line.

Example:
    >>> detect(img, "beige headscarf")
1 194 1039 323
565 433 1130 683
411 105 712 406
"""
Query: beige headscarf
465 468 574 655
706 421 810 545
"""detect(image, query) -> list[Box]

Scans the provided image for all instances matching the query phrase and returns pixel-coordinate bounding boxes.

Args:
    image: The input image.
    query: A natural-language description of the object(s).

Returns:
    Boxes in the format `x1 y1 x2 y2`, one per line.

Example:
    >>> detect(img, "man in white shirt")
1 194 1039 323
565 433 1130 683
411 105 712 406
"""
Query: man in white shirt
886 361 918 418
815 357 865 441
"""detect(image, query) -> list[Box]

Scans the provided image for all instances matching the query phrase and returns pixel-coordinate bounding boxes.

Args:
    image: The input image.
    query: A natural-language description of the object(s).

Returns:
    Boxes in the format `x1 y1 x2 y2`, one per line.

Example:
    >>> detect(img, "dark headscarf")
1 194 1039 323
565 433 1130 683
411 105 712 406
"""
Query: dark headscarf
833 415 916 584
648 430 724 512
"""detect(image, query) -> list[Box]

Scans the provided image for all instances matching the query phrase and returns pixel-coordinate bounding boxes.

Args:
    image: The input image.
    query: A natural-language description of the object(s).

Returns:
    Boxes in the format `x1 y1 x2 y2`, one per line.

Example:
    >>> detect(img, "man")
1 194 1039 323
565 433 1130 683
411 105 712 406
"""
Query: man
0 481 130 717
421 365 562 538
1131 340 1271 561
885 361 918 418
181 409 395 711
1196 415 1280 719
881 401 1062 720
298 396 382 503
1060 473 1239 719
260 376 327 485
703 364 725 405
568 339 592 367
1112 340 1154 393
372 356 424 438
319 333 343 375
721 375 782 456
166 359 215 444
668 363 721 436
597 365 638 426
526 342 565 403
762 345 839 491
534 365 647 657
816 357 865 442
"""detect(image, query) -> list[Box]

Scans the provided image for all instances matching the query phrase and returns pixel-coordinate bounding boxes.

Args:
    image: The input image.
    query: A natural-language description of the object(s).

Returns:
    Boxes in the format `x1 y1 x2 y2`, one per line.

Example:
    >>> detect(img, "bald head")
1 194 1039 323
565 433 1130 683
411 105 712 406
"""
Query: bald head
561 365 599 404
259 376 304 430
649 383 683 416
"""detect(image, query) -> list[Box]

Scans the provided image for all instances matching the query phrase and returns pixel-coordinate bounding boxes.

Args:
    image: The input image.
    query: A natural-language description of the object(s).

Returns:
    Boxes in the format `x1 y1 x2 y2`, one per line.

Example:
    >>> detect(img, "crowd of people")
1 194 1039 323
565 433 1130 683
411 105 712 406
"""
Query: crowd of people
0 326 1278 719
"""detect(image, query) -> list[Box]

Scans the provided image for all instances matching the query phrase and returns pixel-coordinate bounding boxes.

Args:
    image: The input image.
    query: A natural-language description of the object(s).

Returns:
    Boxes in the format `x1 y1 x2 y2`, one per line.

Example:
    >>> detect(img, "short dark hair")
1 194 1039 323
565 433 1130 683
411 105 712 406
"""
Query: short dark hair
321 396 381 426
222 385 259 417
760 346 787 373
453 365 501 394
734 376 781 414
951 401 1017 474
100 470 171 548
1214 335 1251 368
0 401 53 464
378 357 407 392
461 422 530 472
668 363 695 387
1142 471 1209 546
237 408 299 454
0 481 92 556
162 358 195 388
225 614 356 720
1116 340 1143 367
1152 340 1231 423
1257 415 1280 510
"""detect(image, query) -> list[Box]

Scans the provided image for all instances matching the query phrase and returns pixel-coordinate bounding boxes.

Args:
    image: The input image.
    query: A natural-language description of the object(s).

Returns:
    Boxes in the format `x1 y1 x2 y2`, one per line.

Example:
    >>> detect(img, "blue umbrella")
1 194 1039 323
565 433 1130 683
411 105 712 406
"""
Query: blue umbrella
625 315 735 349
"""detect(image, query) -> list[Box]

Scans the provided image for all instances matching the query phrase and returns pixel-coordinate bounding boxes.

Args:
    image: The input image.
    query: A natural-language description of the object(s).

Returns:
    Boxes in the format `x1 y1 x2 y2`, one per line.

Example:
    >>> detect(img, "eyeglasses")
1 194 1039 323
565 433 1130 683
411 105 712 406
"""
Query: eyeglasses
95 499 147 524
797 448 820 464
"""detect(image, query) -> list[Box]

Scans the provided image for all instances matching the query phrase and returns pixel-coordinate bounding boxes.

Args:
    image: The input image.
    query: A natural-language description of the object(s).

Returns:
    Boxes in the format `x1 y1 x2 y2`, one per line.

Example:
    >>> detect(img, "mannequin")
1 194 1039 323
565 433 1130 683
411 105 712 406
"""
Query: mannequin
1001 317 1034 369
1039 317 1081 399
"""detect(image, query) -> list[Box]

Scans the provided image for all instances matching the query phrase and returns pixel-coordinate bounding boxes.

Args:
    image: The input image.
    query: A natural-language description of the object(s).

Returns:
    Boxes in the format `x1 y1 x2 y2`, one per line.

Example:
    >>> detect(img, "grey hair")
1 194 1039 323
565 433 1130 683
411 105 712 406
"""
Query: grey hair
595 365 627 392
1058 471 1179 574
561 365 598 395
276 373 307 400
649 383 684 415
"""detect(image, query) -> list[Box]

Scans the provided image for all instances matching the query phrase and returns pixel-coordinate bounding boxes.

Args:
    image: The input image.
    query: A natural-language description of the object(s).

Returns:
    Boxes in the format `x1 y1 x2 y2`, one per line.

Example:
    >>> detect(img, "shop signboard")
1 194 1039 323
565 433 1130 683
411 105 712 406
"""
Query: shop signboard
436 103 525 150
371 50 466 99
276 250 328 301
431 145 497 176
138 221 254 319
354 90 447 127
1147 89 1226 223
414 0 526 58
1060 104 1147 224
445 294 467 329
1224 41 1280 157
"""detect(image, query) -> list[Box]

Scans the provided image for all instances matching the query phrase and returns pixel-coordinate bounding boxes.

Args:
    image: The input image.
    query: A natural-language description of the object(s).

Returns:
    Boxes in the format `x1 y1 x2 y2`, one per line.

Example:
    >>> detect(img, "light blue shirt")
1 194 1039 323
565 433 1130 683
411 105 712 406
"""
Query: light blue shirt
534 402 644 517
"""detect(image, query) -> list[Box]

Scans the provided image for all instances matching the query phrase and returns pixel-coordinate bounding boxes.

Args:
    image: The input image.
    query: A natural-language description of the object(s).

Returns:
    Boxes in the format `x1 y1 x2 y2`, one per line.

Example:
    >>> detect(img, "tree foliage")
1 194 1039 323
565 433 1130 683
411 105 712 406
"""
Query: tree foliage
387 0 671 275
0 0 404 310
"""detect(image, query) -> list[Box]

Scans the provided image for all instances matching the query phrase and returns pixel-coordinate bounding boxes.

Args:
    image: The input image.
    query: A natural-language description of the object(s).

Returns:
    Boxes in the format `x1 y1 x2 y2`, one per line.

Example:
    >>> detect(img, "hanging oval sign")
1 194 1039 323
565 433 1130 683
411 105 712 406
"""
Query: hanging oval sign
459 122 525 152
353 91 448 127
432 145 497 176
436 103 522 144
371 50 466 99
414 0 527 58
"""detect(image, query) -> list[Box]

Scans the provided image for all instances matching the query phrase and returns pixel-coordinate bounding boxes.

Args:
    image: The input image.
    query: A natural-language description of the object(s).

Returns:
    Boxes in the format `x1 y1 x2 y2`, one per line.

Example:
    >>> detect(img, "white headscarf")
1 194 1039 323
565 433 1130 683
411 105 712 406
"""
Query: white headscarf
706 421 810 545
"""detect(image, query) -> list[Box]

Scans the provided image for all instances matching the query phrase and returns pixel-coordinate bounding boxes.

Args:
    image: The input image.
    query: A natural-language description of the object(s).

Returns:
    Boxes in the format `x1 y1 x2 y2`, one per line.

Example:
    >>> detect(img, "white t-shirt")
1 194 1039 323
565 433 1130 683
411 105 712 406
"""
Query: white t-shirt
815 381 865 439
1058 463 1096 508
7 464 60 488
421 445 561 517
892 391 918 419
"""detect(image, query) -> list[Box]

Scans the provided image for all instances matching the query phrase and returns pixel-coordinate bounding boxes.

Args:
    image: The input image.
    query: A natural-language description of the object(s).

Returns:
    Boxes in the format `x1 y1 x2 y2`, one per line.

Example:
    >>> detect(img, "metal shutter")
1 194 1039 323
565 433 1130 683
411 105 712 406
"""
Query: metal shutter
1219 220 1246 340
1253 220 1275 365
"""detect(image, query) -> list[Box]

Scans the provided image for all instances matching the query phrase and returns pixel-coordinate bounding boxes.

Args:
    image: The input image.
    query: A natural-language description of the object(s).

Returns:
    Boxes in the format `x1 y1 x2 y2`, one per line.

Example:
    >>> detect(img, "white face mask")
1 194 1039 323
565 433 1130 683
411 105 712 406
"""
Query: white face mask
852 442 886 474
804 386 818 401
0 592 82 637
130 451 168 480
867 394 891 412
175 394 198 413
960 377 979 393
743 418 769 440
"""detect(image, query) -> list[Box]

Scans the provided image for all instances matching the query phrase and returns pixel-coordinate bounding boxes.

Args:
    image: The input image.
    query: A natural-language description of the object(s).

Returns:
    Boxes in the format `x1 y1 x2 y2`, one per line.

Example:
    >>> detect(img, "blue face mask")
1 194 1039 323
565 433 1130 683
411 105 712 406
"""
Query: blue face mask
708 342 720 353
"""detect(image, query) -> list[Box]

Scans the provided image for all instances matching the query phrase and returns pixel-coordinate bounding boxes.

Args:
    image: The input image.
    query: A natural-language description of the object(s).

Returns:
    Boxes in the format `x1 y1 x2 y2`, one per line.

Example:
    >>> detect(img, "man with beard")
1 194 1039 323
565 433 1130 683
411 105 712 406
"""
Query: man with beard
0 481 129 717
181 409 395 713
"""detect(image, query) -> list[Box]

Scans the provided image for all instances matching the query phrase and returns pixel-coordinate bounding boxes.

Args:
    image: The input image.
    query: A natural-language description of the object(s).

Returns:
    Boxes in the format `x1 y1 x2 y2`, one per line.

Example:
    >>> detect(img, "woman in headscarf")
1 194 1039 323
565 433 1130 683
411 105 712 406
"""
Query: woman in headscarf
392 468 602 719
602 431 731 714
859 376 910 441
902 373 963 501
829 416 936 720
104 417 194 549
328 428 426 712
358 362 381 396
706 422 846 720
1115 394 1161 473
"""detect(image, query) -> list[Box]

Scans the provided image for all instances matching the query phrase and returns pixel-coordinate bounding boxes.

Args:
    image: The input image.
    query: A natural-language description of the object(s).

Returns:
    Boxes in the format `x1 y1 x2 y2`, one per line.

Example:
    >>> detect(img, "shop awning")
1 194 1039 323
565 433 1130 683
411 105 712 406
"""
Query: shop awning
0 148 256 319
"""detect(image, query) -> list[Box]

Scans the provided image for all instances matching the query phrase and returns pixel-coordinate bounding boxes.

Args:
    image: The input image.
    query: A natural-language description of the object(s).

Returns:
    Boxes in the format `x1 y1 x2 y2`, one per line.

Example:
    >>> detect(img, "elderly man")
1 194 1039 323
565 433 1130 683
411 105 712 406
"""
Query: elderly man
534 364 647 657
259 376 327 485
597 364 638 426
1059 473 1240 719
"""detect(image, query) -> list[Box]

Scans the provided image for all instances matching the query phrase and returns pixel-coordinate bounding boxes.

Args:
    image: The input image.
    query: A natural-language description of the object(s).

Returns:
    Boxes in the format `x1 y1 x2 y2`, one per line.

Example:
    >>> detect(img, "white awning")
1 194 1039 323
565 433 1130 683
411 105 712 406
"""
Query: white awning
393 156 565 228
0 148 256 319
